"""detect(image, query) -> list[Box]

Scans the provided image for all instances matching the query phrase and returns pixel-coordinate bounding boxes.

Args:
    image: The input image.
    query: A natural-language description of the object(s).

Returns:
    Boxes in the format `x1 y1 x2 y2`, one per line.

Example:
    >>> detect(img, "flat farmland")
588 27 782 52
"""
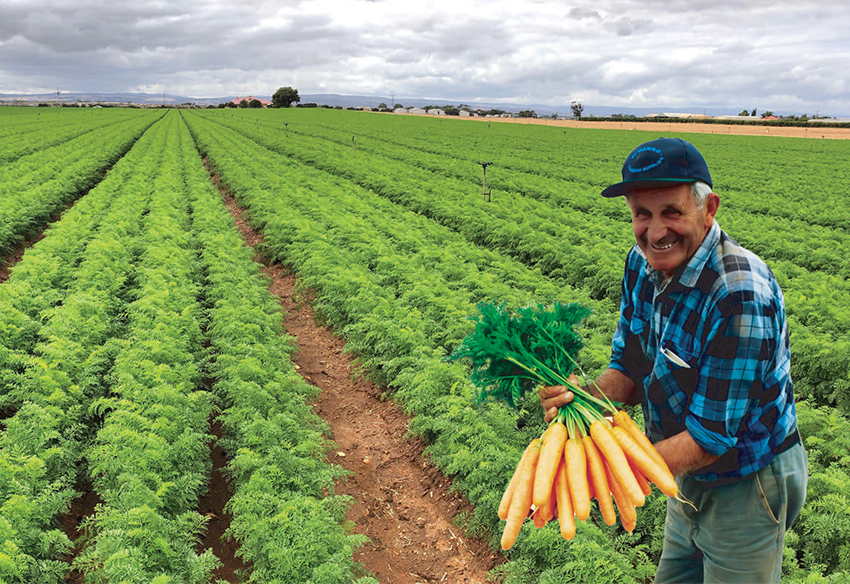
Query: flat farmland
2 105 850 583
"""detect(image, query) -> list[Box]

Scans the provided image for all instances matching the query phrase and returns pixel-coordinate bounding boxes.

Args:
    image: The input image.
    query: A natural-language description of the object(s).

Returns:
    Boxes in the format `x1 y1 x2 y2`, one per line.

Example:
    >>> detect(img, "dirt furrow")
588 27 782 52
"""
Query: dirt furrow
218 191 501 583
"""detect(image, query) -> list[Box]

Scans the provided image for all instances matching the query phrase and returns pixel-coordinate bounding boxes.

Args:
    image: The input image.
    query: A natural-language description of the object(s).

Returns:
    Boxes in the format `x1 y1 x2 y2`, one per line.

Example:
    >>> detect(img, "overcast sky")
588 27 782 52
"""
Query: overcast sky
1 0 848 116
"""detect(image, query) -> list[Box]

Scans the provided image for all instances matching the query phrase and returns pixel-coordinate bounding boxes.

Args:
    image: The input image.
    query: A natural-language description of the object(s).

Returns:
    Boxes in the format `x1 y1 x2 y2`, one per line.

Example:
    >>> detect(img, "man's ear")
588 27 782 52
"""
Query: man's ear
704 192 720 224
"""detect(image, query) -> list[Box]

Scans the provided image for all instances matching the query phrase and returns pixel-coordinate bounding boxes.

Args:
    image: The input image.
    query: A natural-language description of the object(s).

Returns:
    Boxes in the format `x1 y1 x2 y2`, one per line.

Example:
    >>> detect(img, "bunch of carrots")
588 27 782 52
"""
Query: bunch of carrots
499 401 677 550
446 301 678 550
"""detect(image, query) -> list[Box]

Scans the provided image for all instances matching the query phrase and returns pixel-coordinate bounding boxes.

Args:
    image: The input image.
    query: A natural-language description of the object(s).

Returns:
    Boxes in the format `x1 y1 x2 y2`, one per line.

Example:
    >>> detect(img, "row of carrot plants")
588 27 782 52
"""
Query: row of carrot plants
178 111 376 583
0 108 165 258
185 108 850 582
193 112 632 305
0 107 153 165
2 109 380 583
74 111 220 582
272 109 850 233
248 111 850 280
0 113 170 582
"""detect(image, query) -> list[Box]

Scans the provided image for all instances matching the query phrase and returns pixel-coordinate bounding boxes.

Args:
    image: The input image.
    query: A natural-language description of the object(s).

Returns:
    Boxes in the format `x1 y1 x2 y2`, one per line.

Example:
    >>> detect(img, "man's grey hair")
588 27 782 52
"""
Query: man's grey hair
625 181 714 207
691 181 713 208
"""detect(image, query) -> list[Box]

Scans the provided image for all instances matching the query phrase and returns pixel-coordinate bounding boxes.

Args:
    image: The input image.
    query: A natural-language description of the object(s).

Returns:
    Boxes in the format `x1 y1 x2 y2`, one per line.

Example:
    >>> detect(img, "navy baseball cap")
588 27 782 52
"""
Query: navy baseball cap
600 137 712 198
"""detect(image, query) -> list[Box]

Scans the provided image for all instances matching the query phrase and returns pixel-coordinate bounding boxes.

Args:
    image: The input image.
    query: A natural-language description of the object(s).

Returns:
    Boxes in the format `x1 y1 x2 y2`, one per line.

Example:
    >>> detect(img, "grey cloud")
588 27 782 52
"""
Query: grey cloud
567 7 602 20
614 17 653 36
1 0 849 117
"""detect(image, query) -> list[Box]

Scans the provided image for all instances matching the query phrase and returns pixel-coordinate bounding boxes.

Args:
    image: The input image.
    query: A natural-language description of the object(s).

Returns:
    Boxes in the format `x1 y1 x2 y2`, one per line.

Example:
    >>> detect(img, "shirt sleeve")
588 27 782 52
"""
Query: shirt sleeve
684 294 781 456
608 295 631 377
609 247 641 378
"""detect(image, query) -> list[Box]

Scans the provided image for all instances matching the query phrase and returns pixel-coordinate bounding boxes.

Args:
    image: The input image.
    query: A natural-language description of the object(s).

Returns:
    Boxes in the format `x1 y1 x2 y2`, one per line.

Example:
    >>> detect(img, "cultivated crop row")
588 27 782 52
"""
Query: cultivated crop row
0 108 165 258
0 108 156 166
0 110 372 583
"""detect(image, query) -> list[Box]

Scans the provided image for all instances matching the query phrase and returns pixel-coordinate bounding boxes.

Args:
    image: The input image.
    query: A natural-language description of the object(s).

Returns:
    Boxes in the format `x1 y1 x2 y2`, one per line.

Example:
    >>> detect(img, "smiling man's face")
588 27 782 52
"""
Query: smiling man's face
626 183 720 278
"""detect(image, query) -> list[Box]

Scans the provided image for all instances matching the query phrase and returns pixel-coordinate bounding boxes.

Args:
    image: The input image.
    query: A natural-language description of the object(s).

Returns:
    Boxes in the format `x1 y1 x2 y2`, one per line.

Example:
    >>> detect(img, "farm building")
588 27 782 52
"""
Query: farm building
230 96 273 107
646 112 712 119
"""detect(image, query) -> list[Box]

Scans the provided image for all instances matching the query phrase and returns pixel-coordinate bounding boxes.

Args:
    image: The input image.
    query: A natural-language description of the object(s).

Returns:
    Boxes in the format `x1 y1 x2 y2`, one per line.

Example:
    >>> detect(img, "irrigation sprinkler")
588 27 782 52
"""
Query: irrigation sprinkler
479 161 493 202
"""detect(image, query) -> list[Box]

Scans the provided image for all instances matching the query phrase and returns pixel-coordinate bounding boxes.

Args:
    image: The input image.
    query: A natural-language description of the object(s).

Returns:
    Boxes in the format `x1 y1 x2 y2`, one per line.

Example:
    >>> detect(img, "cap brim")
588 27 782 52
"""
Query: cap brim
600 178 698 198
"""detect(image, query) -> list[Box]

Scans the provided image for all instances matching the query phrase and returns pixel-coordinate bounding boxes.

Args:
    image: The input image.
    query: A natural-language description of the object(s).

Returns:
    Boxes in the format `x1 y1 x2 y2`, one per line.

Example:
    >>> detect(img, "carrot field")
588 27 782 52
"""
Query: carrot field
2 105 850 583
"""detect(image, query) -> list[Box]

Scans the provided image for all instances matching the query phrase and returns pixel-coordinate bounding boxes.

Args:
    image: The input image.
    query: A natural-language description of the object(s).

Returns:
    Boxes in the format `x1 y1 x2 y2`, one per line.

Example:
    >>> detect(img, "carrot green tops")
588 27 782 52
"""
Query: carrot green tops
610 222 800 484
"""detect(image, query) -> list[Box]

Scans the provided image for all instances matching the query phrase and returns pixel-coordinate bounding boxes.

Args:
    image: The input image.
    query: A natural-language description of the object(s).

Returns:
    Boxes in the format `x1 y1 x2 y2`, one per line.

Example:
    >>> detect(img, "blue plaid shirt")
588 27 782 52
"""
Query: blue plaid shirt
609 222 800 483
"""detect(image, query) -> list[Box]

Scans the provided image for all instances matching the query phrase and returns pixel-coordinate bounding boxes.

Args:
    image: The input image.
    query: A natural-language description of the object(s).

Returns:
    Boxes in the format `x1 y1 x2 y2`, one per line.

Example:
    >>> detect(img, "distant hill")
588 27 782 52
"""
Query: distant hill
0 90 797 118
0 91 233 106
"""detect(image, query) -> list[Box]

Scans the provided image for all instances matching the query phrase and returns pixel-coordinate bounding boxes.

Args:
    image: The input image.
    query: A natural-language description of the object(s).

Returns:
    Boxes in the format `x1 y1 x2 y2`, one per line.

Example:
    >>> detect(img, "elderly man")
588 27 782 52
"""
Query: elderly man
540 137 807 583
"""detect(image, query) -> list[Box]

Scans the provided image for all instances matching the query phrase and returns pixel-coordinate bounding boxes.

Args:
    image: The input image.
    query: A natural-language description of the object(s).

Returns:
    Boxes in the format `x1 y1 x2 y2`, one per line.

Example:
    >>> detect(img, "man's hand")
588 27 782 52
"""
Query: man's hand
538 374 579 423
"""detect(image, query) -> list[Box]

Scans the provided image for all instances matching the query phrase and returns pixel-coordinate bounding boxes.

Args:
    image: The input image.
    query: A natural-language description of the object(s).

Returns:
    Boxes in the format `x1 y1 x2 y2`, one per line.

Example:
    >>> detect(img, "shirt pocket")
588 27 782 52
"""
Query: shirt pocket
651 338 699 407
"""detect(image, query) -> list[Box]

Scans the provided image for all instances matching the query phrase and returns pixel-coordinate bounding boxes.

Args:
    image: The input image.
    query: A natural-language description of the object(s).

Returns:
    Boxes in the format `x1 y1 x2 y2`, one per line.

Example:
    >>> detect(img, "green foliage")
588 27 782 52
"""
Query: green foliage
446 301 591 408
272 86 300 108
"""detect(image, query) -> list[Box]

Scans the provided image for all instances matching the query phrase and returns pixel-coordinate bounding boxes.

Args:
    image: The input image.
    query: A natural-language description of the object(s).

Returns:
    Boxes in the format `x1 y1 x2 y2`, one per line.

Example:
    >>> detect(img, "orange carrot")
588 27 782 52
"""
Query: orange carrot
533 421 568 508
630 459 653 497
501 438 540 550
589 419 645 507
604 458 637 532
582 435 617 526
553 458 575 540
612 426 678 498
612 410 672 476
499 440 538 520
537 482 557 525
565 435 590 521
532 507 547 528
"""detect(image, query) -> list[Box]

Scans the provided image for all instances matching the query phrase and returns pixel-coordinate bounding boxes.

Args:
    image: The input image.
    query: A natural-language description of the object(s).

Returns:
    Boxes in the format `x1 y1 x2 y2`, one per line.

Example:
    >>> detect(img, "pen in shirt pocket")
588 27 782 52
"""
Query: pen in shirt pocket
660 341 691 368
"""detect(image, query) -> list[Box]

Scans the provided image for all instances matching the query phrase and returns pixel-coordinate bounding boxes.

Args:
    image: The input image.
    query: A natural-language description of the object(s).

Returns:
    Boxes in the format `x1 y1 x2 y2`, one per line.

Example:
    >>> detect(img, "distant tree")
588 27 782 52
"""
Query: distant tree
751 108 757 116
518 110 536 118
393 103 404 109
224 101 236 108
442 105 460 116
570 100 584 119
738 109 750 116
761 110 774 118
248 99 262 108
238 99 249 108
377 102 388 109
272 86 300 108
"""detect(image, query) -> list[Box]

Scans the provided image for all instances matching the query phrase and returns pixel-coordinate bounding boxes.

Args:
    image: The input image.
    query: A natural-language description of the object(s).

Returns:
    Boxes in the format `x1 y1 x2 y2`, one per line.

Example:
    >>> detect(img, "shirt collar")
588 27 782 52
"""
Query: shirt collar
639 221 721 292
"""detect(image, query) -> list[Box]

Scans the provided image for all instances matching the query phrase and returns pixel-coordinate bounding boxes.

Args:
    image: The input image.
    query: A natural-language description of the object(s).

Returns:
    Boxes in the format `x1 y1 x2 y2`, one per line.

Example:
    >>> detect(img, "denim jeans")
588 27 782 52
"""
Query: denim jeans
653 442 808 584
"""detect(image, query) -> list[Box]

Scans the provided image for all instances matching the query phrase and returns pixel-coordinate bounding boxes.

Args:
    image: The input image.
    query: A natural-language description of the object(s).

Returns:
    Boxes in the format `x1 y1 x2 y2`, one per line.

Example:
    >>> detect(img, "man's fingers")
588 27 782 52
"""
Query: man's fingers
538 384 567 399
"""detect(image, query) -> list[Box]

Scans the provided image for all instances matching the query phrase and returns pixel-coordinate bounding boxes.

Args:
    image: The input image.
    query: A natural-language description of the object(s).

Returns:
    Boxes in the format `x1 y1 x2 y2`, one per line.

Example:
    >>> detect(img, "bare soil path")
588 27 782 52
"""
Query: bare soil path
457 115 850 139
219 190 502 583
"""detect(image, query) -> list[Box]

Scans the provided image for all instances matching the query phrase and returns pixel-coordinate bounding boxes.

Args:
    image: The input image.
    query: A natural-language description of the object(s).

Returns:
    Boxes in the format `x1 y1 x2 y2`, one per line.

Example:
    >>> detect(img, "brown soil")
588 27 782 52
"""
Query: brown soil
59 481 102 584
219 189 503 583
197 418 250 581
0 233 46 283
454 115 850 140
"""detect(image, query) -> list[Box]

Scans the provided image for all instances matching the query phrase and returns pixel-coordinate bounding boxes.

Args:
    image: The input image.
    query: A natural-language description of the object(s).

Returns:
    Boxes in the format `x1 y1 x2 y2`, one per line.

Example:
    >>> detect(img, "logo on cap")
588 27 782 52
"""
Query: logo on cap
627 146 664 174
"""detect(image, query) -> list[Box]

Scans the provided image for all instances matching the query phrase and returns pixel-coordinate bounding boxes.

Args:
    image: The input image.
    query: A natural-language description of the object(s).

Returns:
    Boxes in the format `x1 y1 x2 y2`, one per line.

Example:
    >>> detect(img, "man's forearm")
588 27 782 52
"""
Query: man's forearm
588 368 639 406
653 429 722 477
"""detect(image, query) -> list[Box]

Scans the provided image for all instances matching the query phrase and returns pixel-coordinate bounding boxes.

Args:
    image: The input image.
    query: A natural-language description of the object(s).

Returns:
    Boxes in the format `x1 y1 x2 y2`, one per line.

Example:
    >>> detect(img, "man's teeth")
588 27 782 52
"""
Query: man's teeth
654 241 674 250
